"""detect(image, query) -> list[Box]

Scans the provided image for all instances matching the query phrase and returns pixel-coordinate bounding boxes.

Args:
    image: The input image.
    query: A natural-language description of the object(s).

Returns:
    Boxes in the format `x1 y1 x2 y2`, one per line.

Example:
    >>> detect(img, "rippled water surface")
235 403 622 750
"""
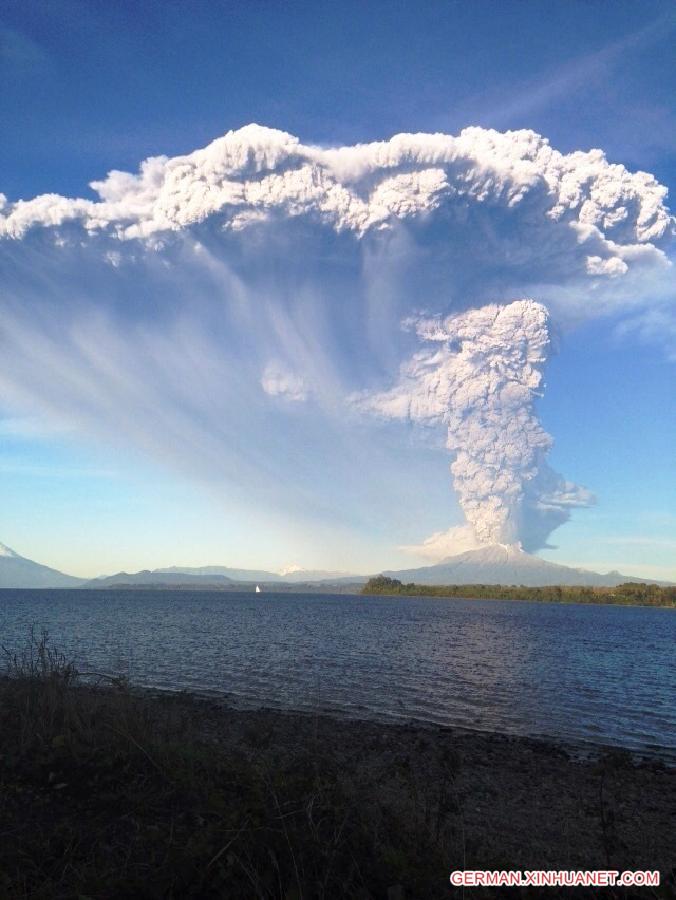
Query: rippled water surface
1 590 674 758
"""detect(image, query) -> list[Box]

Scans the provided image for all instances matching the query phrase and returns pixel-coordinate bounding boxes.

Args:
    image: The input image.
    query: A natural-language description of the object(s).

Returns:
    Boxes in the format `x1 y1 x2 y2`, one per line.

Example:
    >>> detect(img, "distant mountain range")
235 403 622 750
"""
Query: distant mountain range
383 543 669 587
87 570 237 588
153 565 358 584
88 565 365 589
0 540 669 590
0 544 366 589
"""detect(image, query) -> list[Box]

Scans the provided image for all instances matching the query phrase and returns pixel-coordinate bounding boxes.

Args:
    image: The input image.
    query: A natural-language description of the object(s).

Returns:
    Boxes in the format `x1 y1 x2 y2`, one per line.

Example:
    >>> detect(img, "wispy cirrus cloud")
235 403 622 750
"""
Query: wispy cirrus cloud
475 11 676 128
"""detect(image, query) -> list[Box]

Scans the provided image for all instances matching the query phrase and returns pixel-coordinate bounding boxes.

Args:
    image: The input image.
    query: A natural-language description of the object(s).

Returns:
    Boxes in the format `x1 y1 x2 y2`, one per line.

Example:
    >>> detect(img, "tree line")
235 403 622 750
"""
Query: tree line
362 576 676 608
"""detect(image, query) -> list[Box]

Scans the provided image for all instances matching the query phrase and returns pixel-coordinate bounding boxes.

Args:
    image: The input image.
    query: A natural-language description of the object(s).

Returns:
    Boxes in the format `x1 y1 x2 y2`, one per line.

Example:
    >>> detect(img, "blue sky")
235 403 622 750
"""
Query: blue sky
0 0 674 578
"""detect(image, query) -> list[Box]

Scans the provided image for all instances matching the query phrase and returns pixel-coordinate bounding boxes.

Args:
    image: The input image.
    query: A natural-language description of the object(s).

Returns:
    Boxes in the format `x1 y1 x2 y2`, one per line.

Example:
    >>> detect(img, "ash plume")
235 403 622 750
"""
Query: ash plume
358 300 593 553
0 125 672 552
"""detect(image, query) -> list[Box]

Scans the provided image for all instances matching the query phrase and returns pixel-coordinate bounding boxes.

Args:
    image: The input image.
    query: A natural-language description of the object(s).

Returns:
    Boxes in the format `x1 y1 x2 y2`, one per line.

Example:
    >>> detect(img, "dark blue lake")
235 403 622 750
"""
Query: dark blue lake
1 590 674 760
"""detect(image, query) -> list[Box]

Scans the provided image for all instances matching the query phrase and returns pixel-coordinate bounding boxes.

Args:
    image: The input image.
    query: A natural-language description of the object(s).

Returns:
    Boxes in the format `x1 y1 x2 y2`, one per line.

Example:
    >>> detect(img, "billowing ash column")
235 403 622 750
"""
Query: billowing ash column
440 301 551 545
359 299 591 553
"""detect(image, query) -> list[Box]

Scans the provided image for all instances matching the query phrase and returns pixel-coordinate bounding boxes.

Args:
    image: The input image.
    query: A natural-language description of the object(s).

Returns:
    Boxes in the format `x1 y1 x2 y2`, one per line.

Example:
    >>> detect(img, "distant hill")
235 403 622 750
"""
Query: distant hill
153 565 364 584
155 565 277 582
0 542 82 589
83 570 236 589
384 543 667 587
85 569 366 591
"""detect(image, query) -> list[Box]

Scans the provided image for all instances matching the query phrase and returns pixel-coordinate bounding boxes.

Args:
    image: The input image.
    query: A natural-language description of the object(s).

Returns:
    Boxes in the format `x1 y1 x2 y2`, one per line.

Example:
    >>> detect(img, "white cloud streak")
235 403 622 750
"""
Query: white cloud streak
261 362 309 402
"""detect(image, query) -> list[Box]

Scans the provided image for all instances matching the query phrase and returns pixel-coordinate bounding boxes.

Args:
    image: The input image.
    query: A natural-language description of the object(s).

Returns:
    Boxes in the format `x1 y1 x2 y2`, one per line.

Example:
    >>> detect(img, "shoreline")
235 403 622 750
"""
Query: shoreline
135 689 676 880
364 590 676 610
1 674 674 897
363 579 676 609
137 682 676 767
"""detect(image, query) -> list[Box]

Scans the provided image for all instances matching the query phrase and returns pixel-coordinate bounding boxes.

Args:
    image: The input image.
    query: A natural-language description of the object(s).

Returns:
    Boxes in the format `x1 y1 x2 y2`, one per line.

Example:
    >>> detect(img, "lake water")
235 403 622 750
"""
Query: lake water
1 589 674 760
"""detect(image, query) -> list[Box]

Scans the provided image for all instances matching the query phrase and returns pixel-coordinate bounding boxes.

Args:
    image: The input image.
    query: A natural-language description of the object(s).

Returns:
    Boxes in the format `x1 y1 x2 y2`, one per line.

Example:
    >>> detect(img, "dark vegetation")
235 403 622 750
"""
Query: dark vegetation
0 629 454 899
1 629 674 899
362 577 676 607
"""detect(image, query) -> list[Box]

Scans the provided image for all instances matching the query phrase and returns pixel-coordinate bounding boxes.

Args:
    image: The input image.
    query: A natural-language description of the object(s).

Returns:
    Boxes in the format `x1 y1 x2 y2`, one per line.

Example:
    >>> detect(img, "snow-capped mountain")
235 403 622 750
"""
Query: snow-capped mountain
384 543 664 587
0 542 82 588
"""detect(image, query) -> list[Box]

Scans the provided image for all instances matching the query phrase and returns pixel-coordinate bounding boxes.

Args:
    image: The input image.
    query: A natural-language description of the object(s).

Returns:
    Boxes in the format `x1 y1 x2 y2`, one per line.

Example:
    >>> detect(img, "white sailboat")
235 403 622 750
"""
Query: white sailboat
255 584 261 593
